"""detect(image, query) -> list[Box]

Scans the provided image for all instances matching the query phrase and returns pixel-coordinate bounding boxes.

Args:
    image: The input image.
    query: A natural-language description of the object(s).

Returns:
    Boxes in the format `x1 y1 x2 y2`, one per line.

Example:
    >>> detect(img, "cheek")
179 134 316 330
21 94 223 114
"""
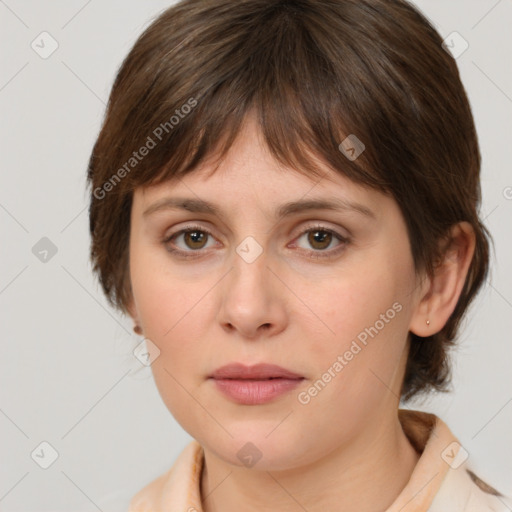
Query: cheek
130 251 218 380
320 263 409 343
130 245 204 334
130 258 213 426
308 252 414 390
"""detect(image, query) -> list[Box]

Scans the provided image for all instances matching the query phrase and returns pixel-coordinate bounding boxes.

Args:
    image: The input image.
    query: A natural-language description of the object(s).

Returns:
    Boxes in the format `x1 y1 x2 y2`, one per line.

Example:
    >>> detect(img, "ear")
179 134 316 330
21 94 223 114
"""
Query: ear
409 222 476 337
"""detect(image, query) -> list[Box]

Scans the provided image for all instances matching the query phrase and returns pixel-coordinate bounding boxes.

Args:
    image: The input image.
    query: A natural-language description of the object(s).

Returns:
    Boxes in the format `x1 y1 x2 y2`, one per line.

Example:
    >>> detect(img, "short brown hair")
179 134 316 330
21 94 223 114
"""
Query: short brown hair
87 0 493 401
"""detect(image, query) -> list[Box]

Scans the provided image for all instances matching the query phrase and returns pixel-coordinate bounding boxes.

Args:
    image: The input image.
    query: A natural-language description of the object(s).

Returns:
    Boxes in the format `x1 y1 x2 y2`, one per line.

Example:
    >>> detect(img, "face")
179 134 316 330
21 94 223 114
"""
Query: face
128 115 426 471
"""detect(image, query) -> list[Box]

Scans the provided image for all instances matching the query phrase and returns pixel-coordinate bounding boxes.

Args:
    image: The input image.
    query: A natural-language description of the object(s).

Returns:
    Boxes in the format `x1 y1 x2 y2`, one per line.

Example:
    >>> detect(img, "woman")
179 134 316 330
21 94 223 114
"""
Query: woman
87 0 511 510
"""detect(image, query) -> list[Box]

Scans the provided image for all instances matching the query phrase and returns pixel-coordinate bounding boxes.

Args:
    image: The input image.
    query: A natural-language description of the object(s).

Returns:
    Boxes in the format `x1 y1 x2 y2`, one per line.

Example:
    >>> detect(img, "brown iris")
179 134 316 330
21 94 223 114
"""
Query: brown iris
307 230 332 250
184 230 208 249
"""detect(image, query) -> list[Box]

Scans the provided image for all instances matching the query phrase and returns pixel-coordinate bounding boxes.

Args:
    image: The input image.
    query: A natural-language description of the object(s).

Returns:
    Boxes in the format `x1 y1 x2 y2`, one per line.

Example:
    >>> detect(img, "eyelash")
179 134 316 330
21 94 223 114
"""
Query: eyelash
162 223 350 260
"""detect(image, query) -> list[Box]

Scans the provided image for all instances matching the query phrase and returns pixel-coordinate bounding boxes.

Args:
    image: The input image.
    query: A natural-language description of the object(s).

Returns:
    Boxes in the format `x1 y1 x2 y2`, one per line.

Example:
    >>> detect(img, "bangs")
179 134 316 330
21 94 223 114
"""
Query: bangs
100 0 400 196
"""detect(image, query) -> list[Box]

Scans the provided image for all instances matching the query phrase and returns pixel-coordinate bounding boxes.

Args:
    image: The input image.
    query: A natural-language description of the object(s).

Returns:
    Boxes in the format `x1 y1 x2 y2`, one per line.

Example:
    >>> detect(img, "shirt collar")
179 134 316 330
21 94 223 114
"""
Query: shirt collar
129 409 462 511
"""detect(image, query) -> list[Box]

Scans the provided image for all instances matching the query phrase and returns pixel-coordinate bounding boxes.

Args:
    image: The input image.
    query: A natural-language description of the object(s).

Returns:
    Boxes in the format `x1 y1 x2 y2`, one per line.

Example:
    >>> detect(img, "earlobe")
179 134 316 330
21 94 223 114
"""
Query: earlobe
409 222 476 338
126 297 143 335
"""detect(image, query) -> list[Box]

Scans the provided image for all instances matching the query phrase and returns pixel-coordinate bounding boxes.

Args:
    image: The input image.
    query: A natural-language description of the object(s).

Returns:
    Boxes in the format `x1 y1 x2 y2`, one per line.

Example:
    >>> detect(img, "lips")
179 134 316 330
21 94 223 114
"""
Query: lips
209 363 304 405
209 363 303 380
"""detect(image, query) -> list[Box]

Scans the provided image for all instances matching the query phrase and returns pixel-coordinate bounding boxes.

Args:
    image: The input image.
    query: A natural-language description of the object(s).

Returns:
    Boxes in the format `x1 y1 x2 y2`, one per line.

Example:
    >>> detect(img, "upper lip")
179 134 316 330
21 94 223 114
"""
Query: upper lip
209 363 303 380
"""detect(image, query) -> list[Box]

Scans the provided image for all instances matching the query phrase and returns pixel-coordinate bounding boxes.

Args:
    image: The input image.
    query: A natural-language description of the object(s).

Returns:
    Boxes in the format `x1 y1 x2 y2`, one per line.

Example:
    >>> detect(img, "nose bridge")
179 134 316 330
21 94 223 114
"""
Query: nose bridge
229 234 271 301
218 234 286 337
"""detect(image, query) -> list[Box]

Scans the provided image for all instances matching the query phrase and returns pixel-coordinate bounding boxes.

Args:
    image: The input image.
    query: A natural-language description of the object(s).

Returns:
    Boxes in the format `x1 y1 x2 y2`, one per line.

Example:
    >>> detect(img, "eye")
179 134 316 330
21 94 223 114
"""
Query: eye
291 225 349 259
162 223 350 260
163 224 217 258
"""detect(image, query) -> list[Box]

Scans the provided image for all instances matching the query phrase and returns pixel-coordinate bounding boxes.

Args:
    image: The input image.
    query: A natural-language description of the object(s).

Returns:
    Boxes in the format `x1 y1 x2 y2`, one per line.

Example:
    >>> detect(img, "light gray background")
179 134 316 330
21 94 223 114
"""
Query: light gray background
1 1 511 510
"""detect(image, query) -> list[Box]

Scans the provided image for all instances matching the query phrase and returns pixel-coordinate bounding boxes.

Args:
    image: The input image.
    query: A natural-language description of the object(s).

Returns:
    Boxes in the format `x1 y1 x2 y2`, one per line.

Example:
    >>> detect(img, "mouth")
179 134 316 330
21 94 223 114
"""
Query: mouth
220 377 295 380
209 362 304 380
209 363 304 405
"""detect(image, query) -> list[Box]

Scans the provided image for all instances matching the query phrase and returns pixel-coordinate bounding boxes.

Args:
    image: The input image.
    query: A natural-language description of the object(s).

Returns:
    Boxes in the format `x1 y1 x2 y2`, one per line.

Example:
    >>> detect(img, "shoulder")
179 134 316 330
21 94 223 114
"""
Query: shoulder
128 440 203 511
128 465 175 511
429 458 512 511
398 409 512 512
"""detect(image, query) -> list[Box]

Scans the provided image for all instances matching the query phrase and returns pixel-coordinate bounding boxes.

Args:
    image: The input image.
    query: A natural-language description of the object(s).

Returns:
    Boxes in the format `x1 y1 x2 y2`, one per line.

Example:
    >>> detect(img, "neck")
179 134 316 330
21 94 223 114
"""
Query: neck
200 411 420 512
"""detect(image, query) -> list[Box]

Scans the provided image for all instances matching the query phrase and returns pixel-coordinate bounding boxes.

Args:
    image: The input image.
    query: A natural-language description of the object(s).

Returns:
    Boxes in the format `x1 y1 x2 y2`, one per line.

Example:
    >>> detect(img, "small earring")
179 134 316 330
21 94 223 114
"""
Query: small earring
426 319 430 326
133 324 143 335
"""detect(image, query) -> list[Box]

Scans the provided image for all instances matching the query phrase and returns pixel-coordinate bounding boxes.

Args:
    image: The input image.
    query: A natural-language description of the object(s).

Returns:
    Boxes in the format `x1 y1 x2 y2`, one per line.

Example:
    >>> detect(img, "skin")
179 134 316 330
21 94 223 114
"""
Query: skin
127 114 475 512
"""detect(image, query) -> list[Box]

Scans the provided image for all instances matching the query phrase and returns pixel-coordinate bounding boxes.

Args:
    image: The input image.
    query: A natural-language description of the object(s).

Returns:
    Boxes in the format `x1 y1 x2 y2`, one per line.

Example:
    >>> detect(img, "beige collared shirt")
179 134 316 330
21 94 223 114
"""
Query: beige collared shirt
128 409 512 511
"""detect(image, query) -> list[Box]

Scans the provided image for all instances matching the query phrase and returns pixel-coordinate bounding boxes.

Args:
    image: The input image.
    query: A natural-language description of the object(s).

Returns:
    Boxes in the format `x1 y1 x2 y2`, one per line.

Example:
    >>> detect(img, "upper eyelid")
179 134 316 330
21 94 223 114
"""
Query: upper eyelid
165 221 347 239
164 222 348 248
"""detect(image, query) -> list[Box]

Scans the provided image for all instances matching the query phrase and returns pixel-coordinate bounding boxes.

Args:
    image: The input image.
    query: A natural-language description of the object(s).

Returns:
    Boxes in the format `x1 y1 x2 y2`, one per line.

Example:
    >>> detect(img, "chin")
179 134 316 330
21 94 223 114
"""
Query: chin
199 426 318 472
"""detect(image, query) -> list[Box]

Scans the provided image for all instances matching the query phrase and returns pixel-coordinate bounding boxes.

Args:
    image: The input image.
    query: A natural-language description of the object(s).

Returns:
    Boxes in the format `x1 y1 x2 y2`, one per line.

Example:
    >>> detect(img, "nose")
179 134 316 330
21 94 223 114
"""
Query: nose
218 246 288 340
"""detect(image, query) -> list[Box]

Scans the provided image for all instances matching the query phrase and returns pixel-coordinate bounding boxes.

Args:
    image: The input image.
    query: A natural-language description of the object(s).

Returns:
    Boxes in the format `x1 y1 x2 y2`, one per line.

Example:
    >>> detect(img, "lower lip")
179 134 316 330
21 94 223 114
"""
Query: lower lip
211 378 304 405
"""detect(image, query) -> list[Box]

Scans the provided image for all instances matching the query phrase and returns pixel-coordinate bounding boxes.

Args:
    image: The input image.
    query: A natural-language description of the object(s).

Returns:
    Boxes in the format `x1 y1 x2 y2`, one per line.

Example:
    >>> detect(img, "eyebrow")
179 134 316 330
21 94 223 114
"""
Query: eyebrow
143 196 376 220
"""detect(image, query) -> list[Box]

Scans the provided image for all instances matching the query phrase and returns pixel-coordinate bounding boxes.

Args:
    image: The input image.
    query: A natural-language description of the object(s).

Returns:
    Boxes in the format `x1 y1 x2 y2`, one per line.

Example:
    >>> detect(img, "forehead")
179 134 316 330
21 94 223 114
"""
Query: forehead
134 114 388 215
